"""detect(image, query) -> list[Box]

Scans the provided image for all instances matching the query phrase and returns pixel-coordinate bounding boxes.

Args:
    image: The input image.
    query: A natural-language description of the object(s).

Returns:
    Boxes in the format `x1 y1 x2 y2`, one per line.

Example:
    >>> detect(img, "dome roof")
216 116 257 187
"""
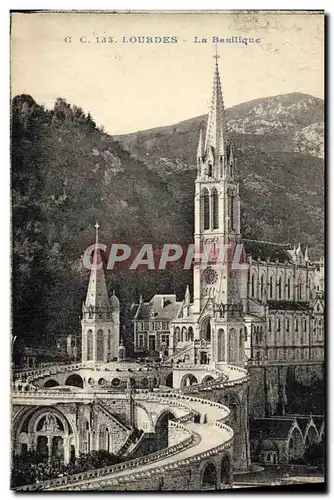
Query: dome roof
110 290 120 308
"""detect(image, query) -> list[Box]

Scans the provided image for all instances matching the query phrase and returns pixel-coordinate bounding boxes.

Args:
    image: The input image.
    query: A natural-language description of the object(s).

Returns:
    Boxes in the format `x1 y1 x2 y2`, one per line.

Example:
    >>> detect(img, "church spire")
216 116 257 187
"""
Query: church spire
85 222 110 308
204 49 226 159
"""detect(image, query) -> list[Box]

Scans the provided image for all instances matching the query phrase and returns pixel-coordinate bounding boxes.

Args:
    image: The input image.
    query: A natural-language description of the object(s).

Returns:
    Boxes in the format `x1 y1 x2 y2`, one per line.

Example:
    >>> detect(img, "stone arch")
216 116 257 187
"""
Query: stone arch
111 377 120 387
287 425 304 461
175 326 181 343
65 374 83 388
141 377 148 388
165 372 173 388
98 424 109 451
87 329 93 360
202 375 214 385
220 453 232 484
200 316 211 341
201 461 218 489
180 373 198 388
15 406 76 463
188 326 194 341
218 328 225 362
96 329 104 361
155 410 176 450
134 403 154 431
44 379 59 388
304 423 319 449
228 328 237 363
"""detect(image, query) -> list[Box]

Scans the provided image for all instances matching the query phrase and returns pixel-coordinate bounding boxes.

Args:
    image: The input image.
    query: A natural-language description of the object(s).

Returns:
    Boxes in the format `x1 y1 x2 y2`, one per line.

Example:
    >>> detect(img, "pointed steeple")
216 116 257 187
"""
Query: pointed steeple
185 285 190 305
204 49 226 159
85 222 110 308
197 129 204 159
305 246 309 263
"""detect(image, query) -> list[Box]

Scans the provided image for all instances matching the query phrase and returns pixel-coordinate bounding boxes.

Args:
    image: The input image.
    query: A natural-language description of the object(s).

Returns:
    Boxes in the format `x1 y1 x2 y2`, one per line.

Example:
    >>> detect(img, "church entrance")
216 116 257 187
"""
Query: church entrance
200 351 208 364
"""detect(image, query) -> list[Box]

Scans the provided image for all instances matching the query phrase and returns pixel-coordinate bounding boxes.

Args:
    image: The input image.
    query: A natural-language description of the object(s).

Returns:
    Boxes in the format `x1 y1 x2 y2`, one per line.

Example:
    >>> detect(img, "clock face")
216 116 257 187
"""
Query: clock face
203 267 218 285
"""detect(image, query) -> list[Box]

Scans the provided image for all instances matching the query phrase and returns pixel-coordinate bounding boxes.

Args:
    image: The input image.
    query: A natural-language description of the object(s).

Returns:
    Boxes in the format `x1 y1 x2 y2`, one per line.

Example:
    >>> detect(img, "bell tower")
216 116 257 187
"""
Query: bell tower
81 223 120 363
193 52 241 315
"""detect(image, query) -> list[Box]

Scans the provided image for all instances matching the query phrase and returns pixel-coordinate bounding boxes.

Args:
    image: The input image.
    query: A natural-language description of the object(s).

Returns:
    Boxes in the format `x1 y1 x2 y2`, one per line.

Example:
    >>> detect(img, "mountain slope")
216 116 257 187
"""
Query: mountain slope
115 92 324 254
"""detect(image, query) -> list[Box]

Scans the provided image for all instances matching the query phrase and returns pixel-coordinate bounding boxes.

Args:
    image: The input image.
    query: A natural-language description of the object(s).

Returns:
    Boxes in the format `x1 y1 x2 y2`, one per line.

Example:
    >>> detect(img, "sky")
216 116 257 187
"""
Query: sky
11 11 324 134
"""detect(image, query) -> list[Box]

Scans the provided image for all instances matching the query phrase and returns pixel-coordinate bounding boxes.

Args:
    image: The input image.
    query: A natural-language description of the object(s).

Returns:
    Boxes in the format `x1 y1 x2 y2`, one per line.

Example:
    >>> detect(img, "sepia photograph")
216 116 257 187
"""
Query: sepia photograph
10 10 325 491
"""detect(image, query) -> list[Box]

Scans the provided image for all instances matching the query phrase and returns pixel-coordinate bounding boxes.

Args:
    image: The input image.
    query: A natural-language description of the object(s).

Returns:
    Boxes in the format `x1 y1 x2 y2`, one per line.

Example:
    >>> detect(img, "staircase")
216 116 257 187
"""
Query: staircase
164 342 193 363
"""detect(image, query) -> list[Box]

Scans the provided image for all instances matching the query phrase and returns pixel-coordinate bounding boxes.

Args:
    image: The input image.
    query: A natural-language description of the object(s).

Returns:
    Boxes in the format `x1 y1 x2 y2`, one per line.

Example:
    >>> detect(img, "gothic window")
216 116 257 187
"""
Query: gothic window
175 326 180 343
202 189 210 230
87 330 93 361
251 274 255 298
268 318 272 332
269 276 273 299
295 318 299 332
287 278 291 300
286 318 290 332
260 275 264 299
208 163 212 178
218 329 225 362
97 329 104 361
277 318 281 331
228 193 234 231
181 326 187 342
212 188 219 229
278 277 282 299
304 319 307 331
188 327 194 341
228 328 237 363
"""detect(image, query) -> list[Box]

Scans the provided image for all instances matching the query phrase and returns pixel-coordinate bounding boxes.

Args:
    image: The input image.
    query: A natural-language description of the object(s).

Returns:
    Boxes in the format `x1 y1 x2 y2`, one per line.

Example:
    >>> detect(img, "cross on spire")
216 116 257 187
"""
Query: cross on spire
214 44 220 62
95 221 99 244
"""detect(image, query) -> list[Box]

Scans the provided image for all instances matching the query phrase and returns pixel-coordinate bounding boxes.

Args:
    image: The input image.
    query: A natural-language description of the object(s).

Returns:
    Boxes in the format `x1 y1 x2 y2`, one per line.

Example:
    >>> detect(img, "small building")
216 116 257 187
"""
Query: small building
132 294 181 357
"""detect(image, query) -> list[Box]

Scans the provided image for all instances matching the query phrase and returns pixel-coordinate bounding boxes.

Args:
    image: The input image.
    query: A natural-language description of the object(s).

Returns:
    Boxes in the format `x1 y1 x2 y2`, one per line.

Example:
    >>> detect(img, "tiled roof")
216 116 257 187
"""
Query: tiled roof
133 294 181 321
250 418 296 440
243 239 292 263
267 300 310 311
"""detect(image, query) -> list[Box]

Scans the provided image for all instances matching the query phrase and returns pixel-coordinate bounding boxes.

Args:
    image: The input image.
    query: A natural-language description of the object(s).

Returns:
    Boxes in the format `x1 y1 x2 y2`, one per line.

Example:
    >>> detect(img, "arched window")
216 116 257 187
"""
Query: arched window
228 193 234 231
251 274 255 297
287 278 291 300
87 330 93 361
188 327 194 341
218 329 225 362
96 329 104 361
268 318 272 332
286 318 290 332
278 277 282 300
212 188 219 229
175 327 180 343
295 318 299 332
269 276 273 299
277 317 281 331
203 189 210 230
